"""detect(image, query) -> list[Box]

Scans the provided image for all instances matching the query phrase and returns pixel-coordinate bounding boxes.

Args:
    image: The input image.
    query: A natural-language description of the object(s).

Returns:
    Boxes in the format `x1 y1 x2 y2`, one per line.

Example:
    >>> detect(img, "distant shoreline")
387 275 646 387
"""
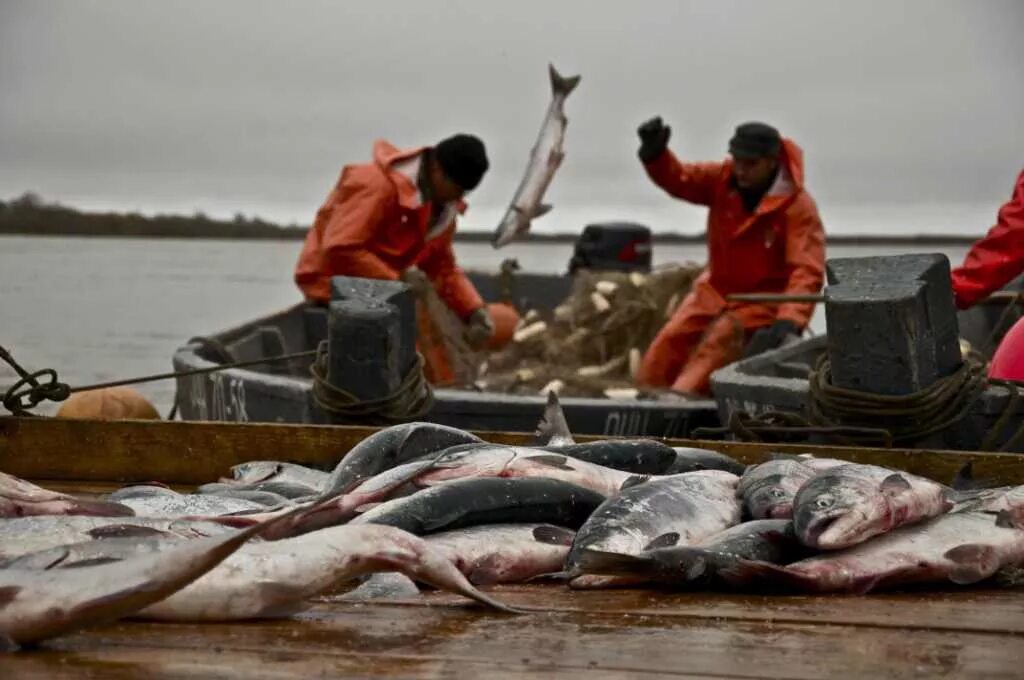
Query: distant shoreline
0 193 981 246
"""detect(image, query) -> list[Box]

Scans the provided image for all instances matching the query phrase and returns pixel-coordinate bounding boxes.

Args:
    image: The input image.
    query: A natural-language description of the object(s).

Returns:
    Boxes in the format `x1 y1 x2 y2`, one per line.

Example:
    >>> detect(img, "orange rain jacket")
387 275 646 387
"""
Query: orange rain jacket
637 138 826 394
295 140 484 320
950 169 1024 310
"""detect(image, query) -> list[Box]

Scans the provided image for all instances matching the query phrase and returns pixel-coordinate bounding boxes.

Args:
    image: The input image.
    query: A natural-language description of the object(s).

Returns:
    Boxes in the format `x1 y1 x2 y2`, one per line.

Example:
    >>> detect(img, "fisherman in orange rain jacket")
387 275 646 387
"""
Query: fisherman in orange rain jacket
951 168 1024 382
635 119 826 397
295 135 517 382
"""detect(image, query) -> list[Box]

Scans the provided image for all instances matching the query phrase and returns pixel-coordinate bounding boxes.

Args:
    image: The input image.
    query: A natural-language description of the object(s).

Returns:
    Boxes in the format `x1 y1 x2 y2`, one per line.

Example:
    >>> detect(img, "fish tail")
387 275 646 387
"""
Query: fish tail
576 549 654 577
548 64 581 97
524 569 574 583
66 498 137 518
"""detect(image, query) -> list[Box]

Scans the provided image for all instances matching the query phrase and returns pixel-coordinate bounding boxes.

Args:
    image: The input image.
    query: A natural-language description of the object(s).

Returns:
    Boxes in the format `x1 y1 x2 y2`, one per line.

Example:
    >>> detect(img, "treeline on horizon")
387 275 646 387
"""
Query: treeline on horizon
0 192 976 246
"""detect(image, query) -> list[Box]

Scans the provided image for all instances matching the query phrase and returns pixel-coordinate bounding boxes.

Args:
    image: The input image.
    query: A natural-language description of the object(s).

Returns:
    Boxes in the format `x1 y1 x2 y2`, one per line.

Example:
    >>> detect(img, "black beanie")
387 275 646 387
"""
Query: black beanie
434 134 489 191
728 122 782 159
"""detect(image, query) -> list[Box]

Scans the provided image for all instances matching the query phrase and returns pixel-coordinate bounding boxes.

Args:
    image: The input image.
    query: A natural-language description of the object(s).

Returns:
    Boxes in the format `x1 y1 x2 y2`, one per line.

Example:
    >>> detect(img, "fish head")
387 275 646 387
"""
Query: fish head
227 461 282 485
794 475 882 548
743 474 801 519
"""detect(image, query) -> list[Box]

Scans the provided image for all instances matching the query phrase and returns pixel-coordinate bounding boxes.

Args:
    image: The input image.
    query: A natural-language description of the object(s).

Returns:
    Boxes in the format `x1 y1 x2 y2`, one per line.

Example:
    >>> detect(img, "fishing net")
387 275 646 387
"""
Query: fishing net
474 263 702 398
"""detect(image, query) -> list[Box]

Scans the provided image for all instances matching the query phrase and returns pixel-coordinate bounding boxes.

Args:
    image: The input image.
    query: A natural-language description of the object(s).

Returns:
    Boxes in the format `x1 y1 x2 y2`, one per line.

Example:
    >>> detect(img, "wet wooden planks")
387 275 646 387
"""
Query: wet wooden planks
6 588 1024 679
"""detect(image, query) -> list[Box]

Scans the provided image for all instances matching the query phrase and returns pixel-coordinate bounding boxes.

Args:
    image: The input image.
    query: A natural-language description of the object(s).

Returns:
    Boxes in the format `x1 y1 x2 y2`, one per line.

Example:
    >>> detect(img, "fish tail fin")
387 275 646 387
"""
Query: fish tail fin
576 549 654 577
63 498 136 517
524 569 574 583
532 390 575 446
548 64 581 97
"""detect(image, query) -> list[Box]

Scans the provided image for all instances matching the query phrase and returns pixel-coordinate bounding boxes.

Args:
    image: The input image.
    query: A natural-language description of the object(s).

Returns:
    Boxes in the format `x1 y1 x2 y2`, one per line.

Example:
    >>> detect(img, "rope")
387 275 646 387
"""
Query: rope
309 341 434 423
0 343 315 416
696 353 1024 451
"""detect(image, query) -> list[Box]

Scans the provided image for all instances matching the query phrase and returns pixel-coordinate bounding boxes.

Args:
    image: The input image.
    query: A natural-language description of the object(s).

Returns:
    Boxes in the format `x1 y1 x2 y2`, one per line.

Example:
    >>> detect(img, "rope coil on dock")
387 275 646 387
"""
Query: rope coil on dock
309 341 434 424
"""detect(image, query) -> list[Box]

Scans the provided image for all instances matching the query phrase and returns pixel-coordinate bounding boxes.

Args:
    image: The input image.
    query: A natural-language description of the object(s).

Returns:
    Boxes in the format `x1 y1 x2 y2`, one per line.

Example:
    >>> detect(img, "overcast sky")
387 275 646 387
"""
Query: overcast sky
1 0 1021 233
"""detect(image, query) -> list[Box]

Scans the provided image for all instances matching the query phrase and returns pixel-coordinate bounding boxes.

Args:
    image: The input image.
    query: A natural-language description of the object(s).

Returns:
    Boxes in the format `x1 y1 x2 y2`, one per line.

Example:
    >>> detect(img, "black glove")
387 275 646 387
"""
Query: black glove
637 116 671 163
743 320 800 359
465 307 495 349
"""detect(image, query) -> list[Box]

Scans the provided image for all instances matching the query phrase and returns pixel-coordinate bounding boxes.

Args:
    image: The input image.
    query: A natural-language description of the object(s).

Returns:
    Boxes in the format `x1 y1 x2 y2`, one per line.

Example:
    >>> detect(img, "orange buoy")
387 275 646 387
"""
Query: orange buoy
485 302 520 351
56 386 161 420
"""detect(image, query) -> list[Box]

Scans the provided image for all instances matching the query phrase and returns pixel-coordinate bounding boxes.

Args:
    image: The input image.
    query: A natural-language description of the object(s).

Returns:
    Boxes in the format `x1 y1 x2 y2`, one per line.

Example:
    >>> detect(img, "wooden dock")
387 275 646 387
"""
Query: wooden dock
2 416 1024 678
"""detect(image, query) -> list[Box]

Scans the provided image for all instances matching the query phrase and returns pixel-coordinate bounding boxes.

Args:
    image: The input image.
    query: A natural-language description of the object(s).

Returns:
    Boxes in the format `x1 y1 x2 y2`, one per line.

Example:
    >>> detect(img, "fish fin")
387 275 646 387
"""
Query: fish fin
943 544 1001 584
684 556 708 581
645 532 680 550
86 525 172 540
620 475 651 490
66 498 136 517
524 454 575 471
0 632 18 652
848 573 890 596
951 462 975 491
577 549 652 576
532 525 575 546
525 570 572 583
534 203 553 218
532 390 575 446
880 474 912 495
354 502 382 514
995 510 1023 530
251 582 312 617
0 585 22 610
61 557 125 569
548 63 581 97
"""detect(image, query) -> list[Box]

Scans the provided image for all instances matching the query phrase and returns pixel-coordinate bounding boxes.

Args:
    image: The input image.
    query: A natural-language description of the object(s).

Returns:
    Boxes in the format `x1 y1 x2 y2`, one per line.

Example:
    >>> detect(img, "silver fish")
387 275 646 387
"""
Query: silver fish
1 535 183 570
565 470 742 588
418 445 637 496
793 463 953 550
0 516 235 562
737 458 819 520
0 471 133 519
325 422 482 495
578 519 804 588
492 64 581 248
221 461 328 493
0 501 313 647
118 492 265 518
135 524 522 620
729 510 1024 594
425 524 575 585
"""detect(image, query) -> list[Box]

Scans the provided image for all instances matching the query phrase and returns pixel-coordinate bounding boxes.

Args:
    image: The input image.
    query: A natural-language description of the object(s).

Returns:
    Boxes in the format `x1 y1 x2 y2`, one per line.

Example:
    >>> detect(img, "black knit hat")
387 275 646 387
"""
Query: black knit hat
435 134 489 191
728 122 782 159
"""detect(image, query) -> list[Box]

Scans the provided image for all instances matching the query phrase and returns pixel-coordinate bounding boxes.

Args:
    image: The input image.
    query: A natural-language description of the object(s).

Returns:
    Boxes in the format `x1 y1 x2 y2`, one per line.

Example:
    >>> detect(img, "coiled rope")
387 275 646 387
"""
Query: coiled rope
309 341 434 424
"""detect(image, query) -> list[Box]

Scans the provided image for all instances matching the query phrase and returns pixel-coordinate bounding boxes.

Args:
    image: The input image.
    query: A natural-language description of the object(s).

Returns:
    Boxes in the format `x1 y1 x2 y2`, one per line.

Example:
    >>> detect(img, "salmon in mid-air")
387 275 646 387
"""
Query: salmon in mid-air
492 64 581 249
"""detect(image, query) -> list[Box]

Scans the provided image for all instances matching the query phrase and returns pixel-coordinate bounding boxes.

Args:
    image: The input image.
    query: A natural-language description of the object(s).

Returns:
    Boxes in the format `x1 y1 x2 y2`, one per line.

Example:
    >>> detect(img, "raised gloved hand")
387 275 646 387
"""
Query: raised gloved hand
465 307 495 349
637 116 671 163
743 319 800 359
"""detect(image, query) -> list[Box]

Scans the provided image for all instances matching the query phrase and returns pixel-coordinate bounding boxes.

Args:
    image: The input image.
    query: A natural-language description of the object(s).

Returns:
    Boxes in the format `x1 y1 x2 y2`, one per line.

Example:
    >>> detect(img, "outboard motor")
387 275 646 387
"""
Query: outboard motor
567 222 653 274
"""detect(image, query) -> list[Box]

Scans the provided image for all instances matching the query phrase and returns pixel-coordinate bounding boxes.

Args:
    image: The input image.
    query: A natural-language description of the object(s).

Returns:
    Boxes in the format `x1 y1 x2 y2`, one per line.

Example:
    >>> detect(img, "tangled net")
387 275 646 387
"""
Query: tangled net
477 263 702 397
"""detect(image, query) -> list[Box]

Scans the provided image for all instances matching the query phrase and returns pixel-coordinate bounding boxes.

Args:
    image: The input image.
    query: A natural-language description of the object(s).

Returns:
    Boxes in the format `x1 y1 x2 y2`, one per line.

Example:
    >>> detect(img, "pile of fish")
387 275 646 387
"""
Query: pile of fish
3 394 1023 650
481 264 701 398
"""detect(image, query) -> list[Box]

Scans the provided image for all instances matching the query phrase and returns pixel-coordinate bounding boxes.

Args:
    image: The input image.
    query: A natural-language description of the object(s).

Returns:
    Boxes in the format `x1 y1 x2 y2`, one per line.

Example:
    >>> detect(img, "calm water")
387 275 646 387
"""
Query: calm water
0 235 969 415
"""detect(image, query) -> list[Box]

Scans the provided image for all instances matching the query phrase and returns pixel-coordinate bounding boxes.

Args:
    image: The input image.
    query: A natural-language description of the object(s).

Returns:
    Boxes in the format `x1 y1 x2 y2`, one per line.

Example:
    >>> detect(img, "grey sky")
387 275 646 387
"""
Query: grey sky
1 0 1021 232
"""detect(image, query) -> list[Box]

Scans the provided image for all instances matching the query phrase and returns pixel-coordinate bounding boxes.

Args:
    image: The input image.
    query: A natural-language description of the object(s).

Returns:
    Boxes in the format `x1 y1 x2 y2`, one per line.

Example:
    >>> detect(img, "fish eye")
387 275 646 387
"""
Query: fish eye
770 489 786 498
815 496 833 509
